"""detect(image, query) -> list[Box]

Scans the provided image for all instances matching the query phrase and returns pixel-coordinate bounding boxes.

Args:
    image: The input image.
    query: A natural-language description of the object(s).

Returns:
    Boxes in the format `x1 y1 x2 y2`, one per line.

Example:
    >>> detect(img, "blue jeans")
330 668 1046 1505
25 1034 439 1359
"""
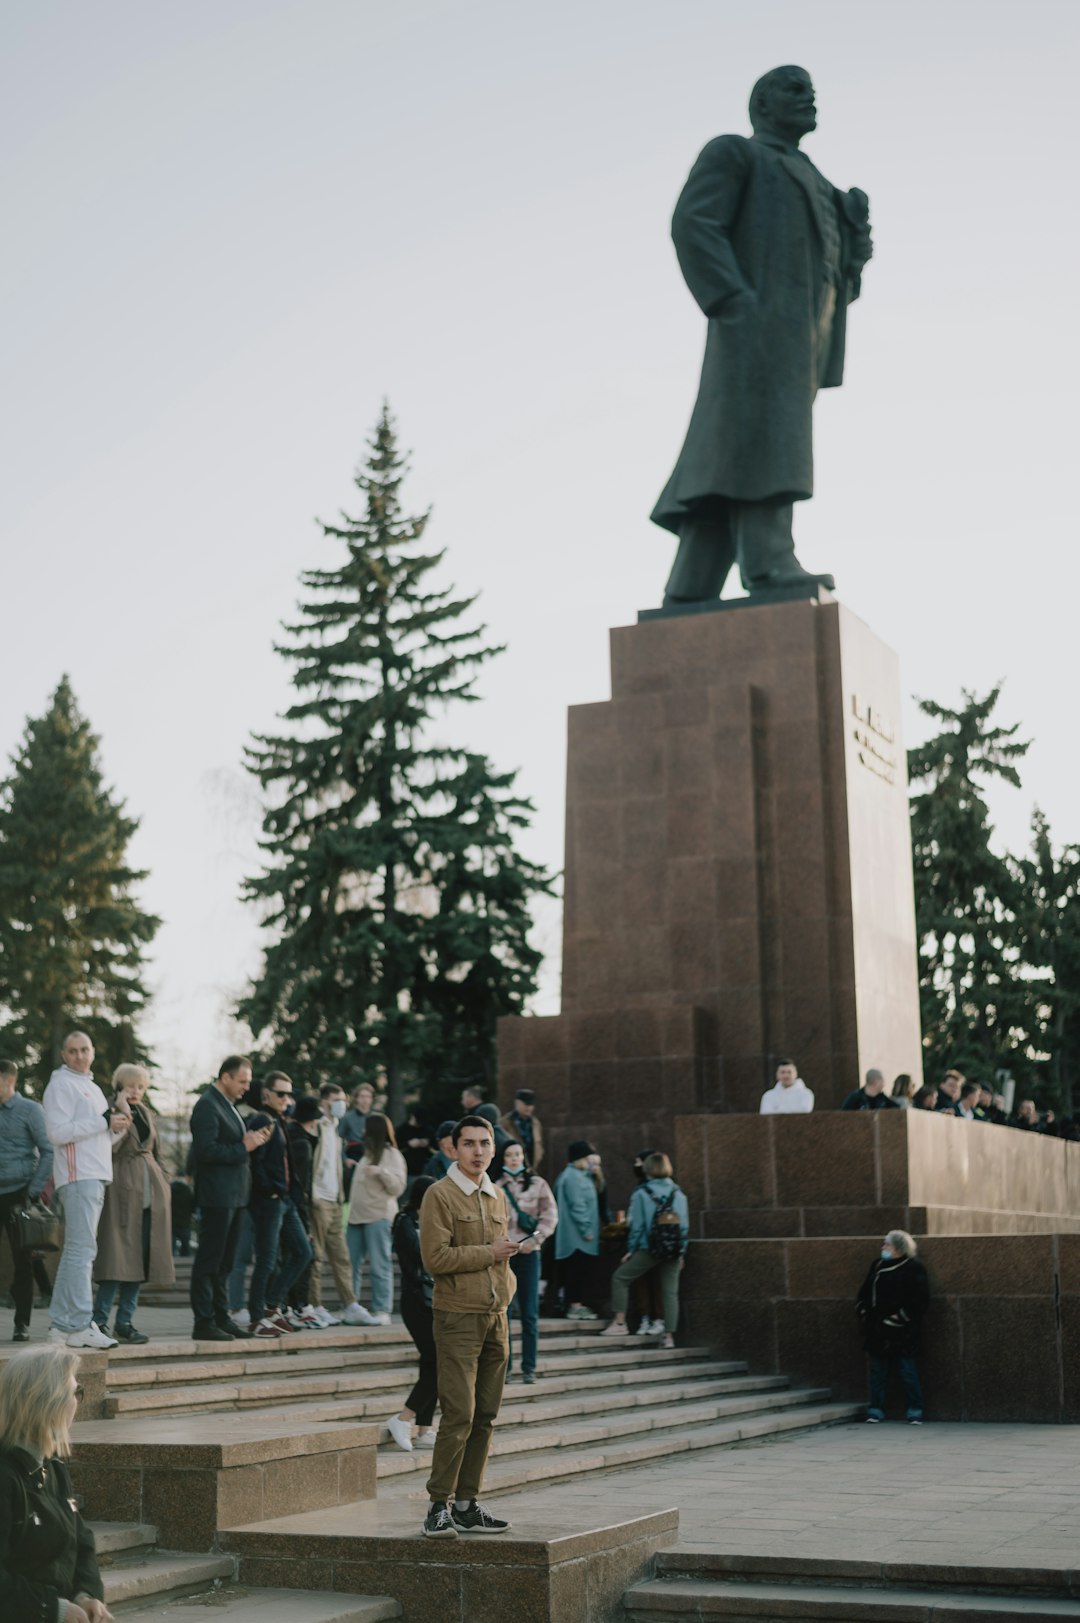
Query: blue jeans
51 1181 106 1335
346 1218 392 1314
267 1199 313 1309
227 1208 254 1312
509 1247 540 1375
868 1352 923 1420
248 1197 286 1321
95 1208 150 1328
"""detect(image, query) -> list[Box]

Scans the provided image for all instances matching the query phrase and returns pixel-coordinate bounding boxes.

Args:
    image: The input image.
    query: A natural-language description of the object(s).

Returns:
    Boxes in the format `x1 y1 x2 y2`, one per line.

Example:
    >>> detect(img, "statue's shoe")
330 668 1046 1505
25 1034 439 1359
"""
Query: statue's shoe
748 567 835 593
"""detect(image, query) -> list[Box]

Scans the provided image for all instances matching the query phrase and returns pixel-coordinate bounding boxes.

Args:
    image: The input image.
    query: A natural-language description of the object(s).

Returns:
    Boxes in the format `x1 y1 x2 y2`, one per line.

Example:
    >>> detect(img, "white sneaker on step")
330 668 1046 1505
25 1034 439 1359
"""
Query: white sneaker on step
47 1328 69 1345
231 1308 251 1328
386 1414 413 1452
342 1303 377 1326
414 1429 437 1450
66 1323 118 1350
367 1312 392 1326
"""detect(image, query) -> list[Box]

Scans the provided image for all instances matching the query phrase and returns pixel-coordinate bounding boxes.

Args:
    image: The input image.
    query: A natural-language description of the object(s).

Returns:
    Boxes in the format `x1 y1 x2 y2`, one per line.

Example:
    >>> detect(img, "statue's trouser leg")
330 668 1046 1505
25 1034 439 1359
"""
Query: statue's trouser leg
663 502 735 604
732 500 796 589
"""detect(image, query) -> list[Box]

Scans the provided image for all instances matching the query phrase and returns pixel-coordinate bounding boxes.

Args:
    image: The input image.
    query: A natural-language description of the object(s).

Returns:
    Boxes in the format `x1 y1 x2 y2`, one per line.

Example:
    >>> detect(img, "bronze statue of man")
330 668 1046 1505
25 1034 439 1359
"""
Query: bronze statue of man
652 66 872 604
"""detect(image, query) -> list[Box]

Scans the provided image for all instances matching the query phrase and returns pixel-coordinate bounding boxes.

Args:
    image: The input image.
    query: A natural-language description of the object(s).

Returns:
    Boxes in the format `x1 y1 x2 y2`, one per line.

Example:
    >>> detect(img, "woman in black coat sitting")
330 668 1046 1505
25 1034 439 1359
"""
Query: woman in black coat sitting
0 1344 111 1623
856 1229 929 1425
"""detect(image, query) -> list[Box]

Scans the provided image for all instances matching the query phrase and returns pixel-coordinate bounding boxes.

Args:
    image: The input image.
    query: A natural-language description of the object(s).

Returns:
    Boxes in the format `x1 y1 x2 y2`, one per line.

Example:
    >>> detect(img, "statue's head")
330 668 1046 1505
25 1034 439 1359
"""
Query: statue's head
749 65 816 141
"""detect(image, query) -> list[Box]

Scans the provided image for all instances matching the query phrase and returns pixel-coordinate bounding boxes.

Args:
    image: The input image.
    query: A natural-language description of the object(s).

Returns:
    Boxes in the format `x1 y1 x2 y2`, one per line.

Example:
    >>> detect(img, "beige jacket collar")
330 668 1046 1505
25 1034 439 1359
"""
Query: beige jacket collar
447 1161 498 1199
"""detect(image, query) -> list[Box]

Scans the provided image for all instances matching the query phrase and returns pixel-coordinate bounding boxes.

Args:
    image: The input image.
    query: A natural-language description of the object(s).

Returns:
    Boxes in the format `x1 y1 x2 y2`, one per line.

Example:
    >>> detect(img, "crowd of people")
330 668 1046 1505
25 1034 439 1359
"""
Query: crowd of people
1 1034 1075 1562
760 1057 1076 1136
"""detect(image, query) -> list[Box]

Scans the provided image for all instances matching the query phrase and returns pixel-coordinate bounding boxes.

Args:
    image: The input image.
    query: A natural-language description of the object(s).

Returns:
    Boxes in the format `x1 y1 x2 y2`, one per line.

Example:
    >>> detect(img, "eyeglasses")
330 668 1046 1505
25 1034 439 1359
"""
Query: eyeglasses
270 1090 293 1098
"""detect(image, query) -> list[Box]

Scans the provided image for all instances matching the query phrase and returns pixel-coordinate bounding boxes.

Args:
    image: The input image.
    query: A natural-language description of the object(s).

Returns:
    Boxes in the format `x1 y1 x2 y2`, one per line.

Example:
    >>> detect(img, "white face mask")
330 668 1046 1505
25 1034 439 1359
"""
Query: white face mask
329 1099 346 1120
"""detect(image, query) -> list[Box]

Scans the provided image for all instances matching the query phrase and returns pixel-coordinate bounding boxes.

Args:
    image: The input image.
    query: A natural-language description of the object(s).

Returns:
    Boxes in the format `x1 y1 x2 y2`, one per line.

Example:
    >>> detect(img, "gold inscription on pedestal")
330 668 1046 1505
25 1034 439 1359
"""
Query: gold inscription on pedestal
850 694 898 785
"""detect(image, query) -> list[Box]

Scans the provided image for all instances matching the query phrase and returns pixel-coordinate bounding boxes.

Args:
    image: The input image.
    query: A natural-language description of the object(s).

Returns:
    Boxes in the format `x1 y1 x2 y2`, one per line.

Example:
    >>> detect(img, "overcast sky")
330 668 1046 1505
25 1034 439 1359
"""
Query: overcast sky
4 0 1078 1088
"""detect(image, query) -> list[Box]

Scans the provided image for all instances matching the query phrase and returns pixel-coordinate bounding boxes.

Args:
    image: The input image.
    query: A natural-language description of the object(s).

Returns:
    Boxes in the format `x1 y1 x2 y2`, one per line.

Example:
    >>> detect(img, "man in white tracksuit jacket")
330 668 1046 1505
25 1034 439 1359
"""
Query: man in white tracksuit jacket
43 1031 130 1349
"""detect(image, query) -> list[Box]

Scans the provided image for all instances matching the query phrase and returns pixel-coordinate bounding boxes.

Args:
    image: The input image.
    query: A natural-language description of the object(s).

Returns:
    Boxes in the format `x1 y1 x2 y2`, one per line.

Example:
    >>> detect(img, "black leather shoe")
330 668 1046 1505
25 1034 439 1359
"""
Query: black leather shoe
193 1321 234 1342
12 1325 29 1342
219 1319 253 1340
114 1323 149 1344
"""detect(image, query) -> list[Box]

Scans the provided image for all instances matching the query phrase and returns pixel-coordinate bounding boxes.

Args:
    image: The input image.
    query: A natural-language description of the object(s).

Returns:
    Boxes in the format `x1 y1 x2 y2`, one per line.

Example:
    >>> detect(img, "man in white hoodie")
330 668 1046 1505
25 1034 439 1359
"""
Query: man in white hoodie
759 1058 815 1115
44 1031 131 1349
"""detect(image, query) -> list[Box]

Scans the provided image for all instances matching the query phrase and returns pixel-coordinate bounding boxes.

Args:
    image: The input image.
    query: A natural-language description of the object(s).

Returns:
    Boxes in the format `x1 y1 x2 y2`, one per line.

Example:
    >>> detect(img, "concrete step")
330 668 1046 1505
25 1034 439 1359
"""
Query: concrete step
87 1520 157 1560
102 1550 235 1607
114 1590 401 1622
383 1400 861 1499
624 1575 1080 1619
376 1384 832 1479
102 1343 723 1417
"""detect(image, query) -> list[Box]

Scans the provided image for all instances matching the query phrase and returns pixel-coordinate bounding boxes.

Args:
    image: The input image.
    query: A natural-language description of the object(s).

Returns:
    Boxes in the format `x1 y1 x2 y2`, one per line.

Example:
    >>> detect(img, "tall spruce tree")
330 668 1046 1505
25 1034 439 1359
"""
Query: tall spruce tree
240 406 552 1120
1014 810 1080 1113
0 676 159 1093
907 686 1035 1085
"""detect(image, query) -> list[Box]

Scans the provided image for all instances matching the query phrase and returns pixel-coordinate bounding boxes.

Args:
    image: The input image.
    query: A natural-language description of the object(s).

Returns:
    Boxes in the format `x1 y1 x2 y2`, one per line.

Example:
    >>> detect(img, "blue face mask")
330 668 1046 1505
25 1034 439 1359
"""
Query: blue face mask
880 1247 893 1260
329 1099 346 1119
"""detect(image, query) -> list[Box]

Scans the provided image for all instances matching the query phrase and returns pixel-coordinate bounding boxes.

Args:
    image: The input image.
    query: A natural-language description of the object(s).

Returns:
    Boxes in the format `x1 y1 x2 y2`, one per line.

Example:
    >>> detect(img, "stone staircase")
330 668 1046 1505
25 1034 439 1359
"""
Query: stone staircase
98 1320 859 1496
91 1516 400 1619
622 1550 1080 1620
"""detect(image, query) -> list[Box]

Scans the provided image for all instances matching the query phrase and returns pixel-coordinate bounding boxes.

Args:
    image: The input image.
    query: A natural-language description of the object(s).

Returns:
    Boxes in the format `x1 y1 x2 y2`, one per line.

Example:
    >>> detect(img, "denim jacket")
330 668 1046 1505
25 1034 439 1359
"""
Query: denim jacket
0 1094 53 1199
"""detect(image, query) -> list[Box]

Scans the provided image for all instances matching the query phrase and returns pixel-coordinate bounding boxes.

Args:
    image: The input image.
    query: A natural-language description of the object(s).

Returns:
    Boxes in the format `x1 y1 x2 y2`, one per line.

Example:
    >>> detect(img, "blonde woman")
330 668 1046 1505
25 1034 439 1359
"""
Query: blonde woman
346 1113 407 1323
92 1066 174 1344
0 1344 111 1622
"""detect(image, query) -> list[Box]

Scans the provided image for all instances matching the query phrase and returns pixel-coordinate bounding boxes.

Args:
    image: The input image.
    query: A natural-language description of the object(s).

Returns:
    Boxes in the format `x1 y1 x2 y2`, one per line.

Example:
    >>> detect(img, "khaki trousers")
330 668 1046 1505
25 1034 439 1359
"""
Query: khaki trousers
426 1309 508 1504
308 1198 354 1307
610 1249 681 1332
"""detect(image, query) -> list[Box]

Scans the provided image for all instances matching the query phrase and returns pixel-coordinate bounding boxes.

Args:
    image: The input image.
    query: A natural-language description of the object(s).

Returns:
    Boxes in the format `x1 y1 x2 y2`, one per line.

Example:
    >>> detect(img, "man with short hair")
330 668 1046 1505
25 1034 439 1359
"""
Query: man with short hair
419 1115 518 1539
956 1080 983 1121
840 1069 899 1111
460 1084 485 1114
474 1103 513 1179
759 1059 814 1114
500 1088 545 1170
189 1054 271 1342
43 1032 129 1349
0 1060 54 1343
307 1083 371 1326
339 1082 375 1149
1013 1098 1040 1130
247 1071 314 1338
423 1122 457 1181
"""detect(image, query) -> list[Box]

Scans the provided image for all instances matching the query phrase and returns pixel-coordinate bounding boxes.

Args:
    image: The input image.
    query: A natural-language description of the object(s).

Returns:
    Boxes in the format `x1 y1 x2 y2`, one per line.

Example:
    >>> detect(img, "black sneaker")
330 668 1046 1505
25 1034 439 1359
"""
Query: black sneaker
423 1502 458 1539
192 1321 234 1342
12 1324 29 1342
450 1500 511 1534
114 1323 149 1344
219 1319 254 1340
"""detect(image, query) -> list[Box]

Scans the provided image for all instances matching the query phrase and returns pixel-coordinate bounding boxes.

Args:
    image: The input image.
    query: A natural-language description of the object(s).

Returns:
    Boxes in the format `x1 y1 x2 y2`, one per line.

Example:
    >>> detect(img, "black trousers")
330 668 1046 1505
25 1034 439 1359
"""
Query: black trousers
0 1188 33 1328
190 1205 244 1326
401 1289 438 1428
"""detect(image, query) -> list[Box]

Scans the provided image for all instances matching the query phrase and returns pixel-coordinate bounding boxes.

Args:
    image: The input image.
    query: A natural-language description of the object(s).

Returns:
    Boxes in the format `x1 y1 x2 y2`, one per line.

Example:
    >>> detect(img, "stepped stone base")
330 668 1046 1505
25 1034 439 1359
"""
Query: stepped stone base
680 1231 1080 1422
71 1415 377 1549
223 1498 678 1623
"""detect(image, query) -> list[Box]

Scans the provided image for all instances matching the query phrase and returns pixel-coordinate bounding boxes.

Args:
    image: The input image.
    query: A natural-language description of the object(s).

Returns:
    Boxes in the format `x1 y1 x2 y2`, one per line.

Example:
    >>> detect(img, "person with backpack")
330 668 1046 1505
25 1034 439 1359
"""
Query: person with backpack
498 1141 558 1383
600 1151 689 1349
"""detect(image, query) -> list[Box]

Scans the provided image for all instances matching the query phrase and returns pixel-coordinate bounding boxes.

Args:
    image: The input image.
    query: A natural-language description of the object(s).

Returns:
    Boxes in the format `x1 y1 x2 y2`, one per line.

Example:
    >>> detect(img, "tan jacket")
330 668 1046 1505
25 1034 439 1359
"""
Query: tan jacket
94 1104 175 1287
499 1110 544 1171
419 1167 517 1314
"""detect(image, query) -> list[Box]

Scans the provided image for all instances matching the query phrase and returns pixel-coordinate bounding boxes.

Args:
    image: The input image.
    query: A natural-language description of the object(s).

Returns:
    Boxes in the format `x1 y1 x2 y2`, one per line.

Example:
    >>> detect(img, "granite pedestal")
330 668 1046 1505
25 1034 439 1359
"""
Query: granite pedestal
499 596 922 1201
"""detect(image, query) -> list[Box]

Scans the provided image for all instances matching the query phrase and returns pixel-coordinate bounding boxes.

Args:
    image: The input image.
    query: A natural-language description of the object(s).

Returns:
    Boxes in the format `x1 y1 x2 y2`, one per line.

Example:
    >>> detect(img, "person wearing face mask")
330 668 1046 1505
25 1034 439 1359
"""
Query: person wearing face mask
498 1143 557 1384
304 1087 369 1326
856 1230 929 1425
0 1344 111 1623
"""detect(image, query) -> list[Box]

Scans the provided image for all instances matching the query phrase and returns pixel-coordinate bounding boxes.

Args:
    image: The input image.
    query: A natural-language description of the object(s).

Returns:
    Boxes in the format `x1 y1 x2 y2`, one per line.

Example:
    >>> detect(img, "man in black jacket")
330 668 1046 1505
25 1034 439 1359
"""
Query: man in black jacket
188 1056 271 1342
247 1072 313 1338
840 1070 898 1111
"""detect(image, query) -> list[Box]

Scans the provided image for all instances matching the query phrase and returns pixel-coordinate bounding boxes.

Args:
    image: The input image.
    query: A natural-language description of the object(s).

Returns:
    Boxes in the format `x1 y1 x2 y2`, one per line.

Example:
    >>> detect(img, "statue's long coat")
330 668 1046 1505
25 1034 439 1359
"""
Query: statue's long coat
652 134 865 533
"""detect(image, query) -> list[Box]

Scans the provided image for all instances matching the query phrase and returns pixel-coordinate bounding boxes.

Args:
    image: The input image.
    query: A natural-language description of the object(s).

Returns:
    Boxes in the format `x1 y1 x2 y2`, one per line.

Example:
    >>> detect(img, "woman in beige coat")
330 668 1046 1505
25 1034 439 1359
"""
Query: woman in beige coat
93 1064 174 1343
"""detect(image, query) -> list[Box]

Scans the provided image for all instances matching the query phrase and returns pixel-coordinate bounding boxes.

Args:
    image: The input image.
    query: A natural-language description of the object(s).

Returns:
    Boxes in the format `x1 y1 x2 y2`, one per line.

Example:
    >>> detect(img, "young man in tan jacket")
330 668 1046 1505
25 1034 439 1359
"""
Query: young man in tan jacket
418 1115 518 1538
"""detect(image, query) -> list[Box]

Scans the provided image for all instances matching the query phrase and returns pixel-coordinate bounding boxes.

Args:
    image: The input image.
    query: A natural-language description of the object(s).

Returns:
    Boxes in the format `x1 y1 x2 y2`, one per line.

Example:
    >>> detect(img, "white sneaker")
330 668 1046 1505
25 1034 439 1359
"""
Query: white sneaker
634 1318 653 1336
67 1323 118 1350
647 1318 666 1335
47 1327 69 1345
386 1413 413 1452
414 1429 437 1450
312 1306 340 1327
231 1308 251 1328
342 1303 377 1326
367 1312 392 1326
